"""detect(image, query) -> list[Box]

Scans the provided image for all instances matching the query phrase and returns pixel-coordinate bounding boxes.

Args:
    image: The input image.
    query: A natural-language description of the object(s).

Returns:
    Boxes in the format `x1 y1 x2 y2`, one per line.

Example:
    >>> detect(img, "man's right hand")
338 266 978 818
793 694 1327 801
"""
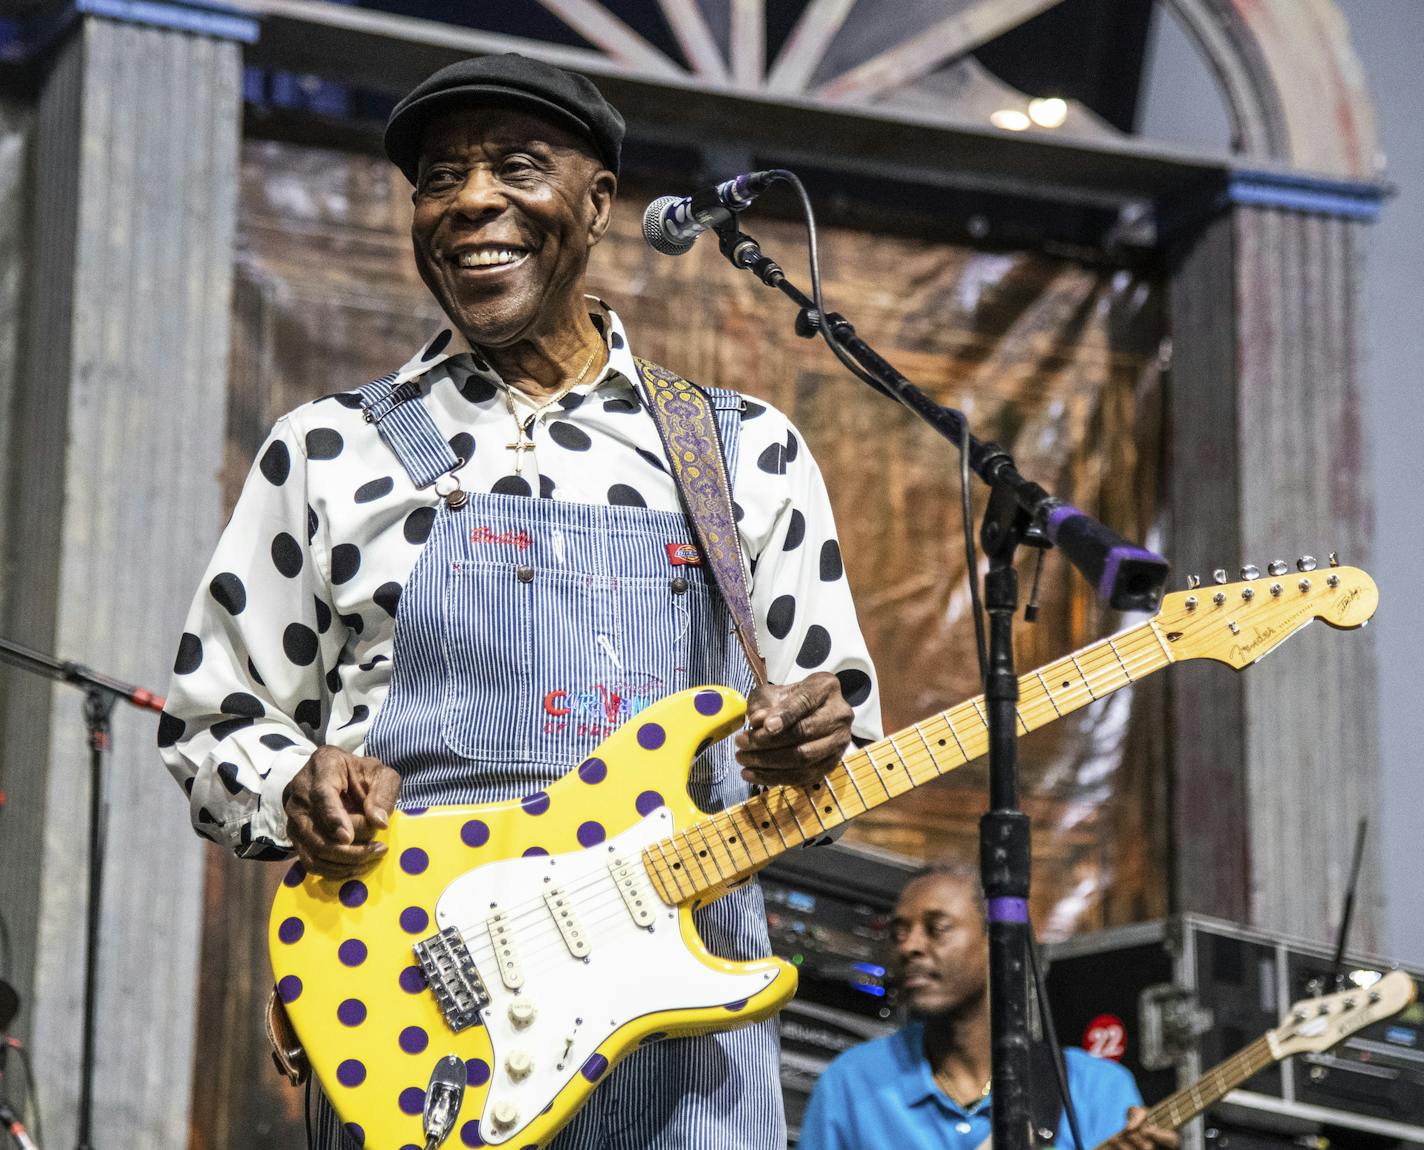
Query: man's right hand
283 746 401 879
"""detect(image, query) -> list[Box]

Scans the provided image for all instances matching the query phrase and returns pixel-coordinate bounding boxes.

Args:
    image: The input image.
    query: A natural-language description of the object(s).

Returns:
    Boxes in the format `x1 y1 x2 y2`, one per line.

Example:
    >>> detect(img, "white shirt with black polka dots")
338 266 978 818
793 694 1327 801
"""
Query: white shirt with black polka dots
159 305 883 858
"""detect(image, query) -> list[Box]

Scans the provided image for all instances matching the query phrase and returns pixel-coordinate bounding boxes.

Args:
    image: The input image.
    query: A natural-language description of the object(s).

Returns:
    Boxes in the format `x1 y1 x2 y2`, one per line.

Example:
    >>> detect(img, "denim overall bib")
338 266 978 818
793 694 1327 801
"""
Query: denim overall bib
313 368 784 1150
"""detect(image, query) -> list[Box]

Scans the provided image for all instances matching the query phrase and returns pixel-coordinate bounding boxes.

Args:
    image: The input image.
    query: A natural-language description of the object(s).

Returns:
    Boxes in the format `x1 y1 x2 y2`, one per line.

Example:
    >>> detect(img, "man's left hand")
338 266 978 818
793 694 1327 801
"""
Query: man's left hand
734 672 854 787
1099 1107 1180 1150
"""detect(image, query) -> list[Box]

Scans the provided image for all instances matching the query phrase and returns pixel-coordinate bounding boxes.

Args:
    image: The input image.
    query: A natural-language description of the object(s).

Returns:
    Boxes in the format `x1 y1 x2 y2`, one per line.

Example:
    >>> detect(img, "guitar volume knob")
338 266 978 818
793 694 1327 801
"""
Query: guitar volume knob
509 1000 537 1028
506 1049 533 1080
491 1101 520 1129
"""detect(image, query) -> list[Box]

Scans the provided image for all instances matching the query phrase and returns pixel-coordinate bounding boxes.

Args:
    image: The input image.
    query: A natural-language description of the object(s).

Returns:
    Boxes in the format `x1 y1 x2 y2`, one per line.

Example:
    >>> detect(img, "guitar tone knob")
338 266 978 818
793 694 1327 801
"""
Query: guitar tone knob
509 1000 537 1028
1297 556 1318 572
491 1101 520 1129
1268 560 1289 577
1239 565 1260 581
506 1049 533 1080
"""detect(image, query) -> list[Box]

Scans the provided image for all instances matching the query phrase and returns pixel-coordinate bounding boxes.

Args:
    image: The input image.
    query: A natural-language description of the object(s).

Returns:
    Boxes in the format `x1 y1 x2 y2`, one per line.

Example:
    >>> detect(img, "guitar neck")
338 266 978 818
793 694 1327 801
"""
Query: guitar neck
1094 1035 1276 1148
642 617 1176 906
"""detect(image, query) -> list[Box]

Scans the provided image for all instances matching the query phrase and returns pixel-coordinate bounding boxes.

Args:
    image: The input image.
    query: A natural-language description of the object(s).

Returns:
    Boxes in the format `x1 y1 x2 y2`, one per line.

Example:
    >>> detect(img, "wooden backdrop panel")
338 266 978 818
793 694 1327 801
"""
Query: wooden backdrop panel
191 139 1167 1147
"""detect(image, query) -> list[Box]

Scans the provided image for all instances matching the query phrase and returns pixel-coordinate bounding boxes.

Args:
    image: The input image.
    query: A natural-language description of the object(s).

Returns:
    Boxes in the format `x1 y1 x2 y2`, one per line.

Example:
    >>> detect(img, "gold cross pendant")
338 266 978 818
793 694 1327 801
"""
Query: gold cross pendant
506 418 537 475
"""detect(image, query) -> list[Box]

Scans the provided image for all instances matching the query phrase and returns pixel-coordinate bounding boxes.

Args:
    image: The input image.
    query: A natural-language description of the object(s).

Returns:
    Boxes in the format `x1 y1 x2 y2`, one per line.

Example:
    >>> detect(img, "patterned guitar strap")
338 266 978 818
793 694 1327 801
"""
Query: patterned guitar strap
634 357 769 689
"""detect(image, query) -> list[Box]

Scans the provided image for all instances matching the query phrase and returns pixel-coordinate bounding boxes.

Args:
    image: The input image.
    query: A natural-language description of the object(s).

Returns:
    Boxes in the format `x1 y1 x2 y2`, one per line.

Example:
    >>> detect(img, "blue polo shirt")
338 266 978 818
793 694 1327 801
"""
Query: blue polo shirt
798 1023 1143 1150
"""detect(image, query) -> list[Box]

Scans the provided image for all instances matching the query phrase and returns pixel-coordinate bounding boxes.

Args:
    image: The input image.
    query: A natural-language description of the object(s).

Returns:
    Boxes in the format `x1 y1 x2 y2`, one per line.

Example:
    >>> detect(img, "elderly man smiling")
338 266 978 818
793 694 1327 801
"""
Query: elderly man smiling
160 54 881 1149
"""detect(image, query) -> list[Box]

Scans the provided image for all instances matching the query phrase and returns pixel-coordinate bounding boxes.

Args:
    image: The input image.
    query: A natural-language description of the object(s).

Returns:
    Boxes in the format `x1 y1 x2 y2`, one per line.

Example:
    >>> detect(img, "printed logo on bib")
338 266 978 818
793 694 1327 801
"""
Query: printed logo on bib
541 675 669 739
665 542 702 566
470 526 532 550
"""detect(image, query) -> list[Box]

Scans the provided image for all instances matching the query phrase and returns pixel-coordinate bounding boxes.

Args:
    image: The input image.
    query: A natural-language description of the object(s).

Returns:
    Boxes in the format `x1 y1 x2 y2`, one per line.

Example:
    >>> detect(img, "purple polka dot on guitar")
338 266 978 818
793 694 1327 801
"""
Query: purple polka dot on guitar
461 819 490 848
581 1053 609 1082
694 690 723 715
399 847 428 875
522 846 548 858
577 821 605 847
277 916 304 944
635 790 665 816
404 805 427 816
283 862 306 887
466 1058 491 1086
723 998 748 1012
337 998 366 1026
338 939 367 967
398 1086 425 1115
521 790 550 815
399 906 429 934
399 965 427 994
636 722 666 750
339 880 368 908
343 1123 364 1146
336 1058 366 1087
577 757 607 784
277 975 302 1004
399 1026 428 1054
460 1119 484 1146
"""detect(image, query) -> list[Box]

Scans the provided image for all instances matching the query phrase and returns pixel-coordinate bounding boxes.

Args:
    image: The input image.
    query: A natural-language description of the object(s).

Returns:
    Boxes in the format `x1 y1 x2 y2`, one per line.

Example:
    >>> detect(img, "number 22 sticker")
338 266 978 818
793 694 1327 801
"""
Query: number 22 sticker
1083 1013 1127 1061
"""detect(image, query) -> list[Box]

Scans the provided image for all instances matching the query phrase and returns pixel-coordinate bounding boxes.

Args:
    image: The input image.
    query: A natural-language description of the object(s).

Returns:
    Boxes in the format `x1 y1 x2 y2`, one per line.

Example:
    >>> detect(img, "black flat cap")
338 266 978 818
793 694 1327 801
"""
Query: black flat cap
384 53 624 184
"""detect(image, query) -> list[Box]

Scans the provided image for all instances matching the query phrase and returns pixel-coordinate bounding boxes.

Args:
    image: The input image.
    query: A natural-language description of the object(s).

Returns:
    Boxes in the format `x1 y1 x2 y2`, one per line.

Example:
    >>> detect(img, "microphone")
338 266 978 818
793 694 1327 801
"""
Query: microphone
642 170 781 256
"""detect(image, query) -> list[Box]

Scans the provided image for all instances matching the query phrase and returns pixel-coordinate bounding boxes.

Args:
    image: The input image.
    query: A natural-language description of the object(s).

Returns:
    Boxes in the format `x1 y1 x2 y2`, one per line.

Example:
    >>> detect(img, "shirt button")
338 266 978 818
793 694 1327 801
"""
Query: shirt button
955 1122 972 1134
669 576 689 594
516 565 535 583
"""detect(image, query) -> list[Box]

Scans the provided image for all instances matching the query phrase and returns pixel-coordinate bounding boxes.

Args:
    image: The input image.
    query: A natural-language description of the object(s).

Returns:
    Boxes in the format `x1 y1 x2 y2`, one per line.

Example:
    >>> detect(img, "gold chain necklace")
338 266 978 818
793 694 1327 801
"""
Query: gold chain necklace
932 1066 991 1108
501 342 603 475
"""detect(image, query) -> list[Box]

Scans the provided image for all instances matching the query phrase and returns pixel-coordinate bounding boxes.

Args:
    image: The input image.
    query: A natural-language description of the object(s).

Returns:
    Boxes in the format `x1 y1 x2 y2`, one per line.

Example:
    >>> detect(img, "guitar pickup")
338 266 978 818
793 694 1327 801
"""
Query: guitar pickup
544 886 591 958
414 926 489 1033
608 856 657 928
486 910 524 990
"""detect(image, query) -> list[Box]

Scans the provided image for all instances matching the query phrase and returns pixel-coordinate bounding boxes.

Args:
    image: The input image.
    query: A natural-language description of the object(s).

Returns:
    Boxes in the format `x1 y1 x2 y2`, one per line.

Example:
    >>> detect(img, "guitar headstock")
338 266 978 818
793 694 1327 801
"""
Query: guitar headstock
1271 969 1417 1058
1155 557 1377 668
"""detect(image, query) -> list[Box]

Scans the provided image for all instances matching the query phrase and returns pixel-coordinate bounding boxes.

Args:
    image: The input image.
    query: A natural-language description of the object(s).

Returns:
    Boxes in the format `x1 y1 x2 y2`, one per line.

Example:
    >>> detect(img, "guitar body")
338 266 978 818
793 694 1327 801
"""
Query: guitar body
269 685 796 1150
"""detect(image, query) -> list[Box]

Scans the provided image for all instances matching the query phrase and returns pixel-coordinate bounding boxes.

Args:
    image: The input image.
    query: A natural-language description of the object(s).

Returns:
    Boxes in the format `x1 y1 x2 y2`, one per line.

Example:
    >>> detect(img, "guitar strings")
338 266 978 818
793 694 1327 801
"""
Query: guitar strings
447 627 1168 967
433 626 1172 975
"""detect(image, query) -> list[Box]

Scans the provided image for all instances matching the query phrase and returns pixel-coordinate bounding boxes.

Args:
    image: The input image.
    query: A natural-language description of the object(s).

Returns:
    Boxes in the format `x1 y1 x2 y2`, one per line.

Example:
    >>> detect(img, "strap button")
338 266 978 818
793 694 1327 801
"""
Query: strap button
669 576 689 594
517 565 535 583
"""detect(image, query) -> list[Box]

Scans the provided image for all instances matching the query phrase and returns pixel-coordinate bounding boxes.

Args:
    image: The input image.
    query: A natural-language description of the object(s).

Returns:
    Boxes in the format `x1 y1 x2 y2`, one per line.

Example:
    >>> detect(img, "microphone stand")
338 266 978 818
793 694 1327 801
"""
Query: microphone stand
0 638 165 1150
710 219 1169 1150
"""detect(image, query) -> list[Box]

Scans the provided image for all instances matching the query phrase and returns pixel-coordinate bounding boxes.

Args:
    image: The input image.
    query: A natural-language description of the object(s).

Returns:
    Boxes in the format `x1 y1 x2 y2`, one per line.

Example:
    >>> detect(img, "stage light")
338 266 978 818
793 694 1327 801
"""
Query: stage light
990 109 1031 131
1029 97 1068 127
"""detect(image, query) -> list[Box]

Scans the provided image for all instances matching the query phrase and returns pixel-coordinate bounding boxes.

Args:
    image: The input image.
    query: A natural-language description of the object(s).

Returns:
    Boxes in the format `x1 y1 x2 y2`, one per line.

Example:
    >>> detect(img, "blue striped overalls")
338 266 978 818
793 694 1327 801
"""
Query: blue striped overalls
312 375 784 1149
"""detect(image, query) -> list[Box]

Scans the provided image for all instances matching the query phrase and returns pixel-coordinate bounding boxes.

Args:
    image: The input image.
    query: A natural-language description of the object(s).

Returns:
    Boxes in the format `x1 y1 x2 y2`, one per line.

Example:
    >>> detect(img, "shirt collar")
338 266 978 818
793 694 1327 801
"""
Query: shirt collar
391 296 640 397
895 1022 986 1115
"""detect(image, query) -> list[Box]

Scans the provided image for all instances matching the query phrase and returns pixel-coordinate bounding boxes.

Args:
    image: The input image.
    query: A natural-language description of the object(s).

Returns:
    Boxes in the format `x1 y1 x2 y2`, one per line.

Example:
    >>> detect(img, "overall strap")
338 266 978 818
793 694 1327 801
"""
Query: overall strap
634 357 768 687
355 372 462 489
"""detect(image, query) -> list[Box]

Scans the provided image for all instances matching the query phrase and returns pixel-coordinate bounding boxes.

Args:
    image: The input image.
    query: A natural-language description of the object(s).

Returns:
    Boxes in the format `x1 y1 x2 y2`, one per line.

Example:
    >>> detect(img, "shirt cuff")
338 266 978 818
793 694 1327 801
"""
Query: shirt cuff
246 744 316 855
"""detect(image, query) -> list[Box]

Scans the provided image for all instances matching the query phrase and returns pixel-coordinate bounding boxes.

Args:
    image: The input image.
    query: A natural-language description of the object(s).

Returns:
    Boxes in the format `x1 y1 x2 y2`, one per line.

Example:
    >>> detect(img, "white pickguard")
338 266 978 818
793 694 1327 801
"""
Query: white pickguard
434 808 782 1145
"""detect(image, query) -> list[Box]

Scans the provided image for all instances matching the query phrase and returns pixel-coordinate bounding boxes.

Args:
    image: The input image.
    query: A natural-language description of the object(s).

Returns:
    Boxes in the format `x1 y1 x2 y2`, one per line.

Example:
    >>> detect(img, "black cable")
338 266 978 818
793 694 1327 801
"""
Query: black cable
304 1073 314 1148
1027 922 1085 1150
775 168 990 678
961 420 989 682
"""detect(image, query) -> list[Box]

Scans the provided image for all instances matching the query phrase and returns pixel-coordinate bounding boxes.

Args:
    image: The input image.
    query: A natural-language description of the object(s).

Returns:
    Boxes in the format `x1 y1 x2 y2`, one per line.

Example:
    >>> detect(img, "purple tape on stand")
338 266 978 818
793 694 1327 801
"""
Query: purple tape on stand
1045 504 1166 603
986 896 1028 923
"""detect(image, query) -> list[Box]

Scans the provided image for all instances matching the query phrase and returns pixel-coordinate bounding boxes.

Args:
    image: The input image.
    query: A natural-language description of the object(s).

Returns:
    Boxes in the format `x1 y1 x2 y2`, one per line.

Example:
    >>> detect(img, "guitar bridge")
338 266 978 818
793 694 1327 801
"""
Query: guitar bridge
414 926 489 1033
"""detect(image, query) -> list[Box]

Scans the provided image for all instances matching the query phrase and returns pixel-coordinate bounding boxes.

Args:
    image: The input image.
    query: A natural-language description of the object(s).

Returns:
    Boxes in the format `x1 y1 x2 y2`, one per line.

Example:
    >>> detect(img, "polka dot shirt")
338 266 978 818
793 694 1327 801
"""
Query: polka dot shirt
159 305 883 858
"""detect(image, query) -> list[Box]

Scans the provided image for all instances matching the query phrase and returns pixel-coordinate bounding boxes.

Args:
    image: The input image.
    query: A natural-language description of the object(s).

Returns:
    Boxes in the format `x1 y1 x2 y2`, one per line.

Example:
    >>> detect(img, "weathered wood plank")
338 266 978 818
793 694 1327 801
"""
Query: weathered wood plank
814 0 1065 104
657 0 728 80
533 0 686 77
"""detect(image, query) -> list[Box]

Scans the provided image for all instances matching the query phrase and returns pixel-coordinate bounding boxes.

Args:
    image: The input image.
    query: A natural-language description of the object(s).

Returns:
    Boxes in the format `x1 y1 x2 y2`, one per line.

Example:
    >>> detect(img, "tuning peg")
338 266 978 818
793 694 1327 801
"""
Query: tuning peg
1268 560 1288 577
1186 574 1201 590
1213 569 1228 584
1329 552 1340 567
1240 565 1260 581
1297 556 1318 573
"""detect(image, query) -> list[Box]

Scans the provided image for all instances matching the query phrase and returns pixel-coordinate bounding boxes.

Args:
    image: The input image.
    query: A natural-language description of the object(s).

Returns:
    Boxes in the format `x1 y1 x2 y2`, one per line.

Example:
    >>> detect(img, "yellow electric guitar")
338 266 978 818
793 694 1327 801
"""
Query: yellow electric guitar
1091 969 1416 1148
270 561 1378 1149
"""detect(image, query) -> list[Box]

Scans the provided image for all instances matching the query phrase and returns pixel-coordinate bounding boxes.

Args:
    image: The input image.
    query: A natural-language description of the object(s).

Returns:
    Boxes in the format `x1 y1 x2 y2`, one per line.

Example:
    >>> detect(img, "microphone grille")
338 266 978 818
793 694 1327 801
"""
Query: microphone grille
642 195 695 256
